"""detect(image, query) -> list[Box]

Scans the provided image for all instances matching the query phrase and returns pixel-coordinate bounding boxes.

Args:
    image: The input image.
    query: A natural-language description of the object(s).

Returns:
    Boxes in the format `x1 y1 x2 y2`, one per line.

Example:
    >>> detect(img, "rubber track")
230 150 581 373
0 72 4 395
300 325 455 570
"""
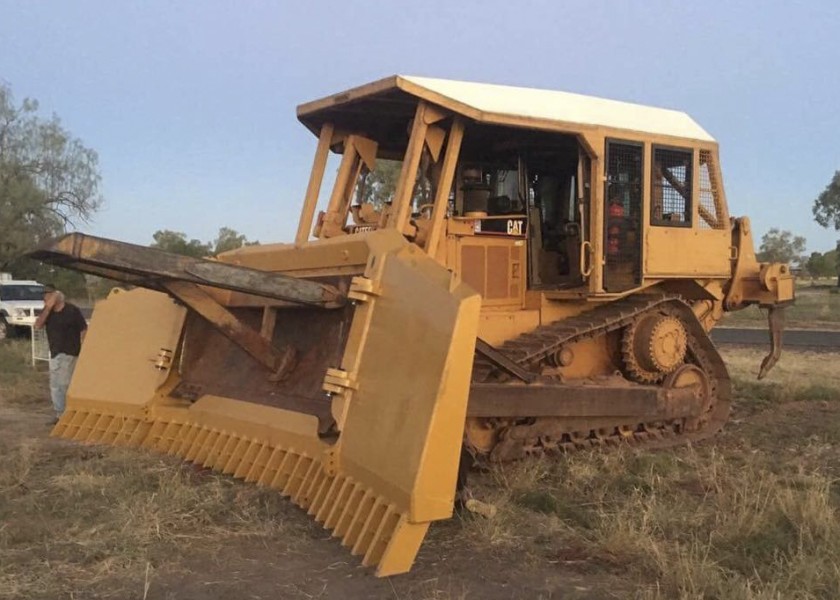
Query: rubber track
470 294 732 454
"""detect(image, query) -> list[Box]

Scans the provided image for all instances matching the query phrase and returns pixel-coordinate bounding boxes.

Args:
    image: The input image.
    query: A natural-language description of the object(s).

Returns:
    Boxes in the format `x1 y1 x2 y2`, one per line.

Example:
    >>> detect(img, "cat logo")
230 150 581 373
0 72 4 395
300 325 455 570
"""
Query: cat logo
506 219 524 235
349 225 377 234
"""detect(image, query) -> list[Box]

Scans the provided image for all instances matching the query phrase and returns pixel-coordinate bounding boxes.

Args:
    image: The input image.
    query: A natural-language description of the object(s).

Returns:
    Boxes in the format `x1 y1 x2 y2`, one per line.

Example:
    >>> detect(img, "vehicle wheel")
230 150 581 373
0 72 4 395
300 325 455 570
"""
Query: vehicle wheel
0 318 8 341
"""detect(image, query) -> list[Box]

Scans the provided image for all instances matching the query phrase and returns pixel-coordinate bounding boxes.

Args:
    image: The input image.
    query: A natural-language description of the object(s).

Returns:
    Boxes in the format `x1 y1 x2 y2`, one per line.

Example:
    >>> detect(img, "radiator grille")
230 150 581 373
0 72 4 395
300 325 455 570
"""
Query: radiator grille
486 246 509 299
461 246 486 296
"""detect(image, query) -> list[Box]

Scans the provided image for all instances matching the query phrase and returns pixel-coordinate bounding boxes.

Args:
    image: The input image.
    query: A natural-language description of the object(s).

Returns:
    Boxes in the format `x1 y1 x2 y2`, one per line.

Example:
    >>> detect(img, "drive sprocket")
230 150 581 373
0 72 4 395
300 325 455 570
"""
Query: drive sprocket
621 312 687 383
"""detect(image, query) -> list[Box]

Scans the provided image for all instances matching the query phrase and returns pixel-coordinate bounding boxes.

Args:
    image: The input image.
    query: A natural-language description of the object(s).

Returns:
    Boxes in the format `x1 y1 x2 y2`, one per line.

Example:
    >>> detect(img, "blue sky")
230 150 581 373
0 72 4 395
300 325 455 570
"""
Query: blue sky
1 0 838 252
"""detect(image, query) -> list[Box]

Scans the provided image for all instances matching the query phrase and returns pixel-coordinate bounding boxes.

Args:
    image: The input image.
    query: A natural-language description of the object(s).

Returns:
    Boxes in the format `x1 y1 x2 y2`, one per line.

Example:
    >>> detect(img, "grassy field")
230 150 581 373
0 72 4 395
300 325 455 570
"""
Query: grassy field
0 342 296 599
721 282 840 330
464 348 840 599
2 339 840 599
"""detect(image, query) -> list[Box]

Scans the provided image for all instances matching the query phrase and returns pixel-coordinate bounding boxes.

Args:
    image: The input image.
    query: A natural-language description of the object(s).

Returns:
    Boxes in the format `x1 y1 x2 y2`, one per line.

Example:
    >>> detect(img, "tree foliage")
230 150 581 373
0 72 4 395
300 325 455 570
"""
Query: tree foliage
353 159 433 212
756 228 806 267
212 226 258 255
355 161 402 209
813 171 840 231
805 249 838 278
151 227 257 258
0 83 102 271
151 230 212 258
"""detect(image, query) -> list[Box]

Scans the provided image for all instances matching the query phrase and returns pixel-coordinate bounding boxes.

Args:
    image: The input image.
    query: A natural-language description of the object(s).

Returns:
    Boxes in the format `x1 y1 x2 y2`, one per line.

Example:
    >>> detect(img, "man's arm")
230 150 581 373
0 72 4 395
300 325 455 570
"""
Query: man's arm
34 308 50 329
34 296 56 329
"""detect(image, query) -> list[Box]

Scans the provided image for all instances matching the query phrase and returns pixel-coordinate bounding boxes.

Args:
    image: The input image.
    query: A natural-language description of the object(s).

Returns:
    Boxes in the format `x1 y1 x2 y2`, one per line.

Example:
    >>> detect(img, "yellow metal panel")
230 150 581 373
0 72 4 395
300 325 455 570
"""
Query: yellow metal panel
218 235 370 274
644 227 730 277
375 517 430 577
66 287 185 414
336 234 482 524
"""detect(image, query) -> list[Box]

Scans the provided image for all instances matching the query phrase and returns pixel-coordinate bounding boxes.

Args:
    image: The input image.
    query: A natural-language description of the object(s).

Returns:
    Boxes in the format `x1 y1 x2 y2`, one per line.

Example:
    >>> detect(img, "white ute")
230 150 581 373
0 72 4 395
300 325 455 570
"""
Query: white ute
0 273 45 340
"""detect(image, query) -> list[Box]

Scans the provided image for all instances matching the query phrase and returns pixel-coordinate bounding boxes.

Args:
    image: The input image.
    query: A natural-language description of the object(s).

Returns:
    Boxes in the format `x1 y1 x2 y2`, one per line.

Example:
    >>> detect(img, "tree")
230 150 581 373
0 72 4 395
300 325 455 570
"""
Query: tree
150 230 212 258
355 160 402 209
805 249 838 278
0 83 102 272
756 228 806 268
212 226 258 255
353 159 437 214
150 227 257 258
812 171 840 286
813 171 840 231
837 241 840 286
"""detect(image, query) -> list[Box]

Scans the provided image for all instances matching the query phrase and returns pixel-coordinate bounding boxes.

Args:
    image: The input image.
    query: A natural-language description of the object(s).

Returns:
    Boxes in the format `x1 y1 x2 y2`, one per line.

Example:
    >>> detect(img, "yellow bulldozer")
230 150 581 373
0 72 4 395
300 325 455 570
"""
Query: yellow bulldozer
30 76 794 576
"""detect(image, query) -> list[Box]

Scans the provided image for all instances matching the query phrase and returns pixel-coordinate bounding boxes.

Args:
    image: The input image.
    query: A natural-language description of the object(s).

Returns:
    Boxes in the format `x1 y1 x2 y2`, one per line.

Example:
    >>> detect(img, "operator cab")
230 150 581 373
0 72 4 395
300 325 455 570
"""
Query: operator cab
447 127 587 290
296 75 729 304
303 114 594 296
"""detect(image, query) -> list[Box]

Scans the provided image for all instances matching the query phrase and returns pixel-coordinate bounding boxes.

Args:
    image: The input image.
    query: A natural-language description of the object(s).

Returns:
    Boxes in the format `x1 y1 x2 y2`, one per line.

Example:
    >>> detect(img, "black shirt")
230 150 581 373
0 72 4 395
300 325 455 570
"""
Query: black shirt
45 304 87 358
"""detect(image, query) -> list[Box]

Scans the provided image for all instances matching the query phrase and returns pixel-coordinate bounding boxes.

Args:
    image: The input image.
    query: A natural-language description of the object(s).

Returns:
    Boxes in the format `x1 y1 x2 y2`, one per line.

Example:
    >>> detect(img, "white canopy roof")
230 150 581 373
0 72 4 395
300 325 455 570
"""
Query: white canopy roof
400 76 714 143
297 75 715 143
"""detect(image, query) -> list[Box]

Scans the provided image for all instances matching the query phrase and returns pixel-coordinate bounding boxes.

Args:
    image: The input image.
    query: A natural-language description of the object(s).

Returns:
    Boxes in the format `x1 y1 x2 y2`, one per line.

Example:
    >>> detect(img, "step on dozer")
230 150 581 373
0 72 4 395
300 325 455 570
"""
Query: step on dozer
31 230 481 576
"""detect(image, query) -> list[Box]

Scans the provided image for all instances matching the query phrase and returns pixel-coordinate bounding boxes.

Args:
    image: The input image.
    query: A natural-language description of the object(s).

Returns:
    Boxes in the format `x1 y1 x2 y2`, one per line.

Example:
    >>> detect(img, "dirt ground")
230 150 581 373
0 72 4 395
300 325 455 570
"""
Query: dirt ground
2 342 840 599
0 408 624 600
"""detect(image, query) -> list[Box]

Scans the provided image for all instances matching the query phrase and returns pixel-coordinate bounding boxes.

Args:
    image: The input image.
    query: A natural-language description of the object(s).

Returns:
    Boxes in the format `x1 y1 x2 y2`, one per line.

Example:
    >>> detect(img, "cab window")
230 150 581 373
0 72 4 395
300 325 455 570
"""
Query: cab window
650 147 693 227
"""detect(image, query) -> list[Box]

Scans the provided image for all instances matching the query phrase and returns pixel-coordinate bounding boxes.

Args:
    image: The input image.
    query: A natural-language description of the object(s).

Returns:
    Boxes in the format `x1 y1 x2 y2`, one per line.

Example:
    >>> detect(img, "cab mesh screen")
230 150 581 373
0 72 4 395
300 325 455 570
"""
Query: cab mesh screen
651 147 692 227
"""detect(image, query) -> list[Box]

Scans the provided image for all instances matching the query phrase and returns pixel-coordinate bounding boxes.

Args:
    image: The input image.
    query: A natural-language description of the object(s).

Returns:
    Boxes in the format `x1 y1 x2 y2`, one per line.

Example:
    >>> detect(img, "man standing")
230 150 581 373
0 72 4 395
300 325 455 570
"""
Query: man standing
34 285 87 423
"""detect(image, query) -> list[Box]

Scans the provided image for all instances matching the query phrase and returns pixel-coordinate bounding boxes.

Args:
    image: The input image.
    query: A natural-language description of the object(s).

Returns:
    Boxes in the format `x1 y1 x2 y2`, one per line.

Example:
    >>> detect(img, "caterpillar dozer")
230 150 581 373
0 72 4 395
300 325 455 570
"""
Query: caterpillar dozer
29 76 794 576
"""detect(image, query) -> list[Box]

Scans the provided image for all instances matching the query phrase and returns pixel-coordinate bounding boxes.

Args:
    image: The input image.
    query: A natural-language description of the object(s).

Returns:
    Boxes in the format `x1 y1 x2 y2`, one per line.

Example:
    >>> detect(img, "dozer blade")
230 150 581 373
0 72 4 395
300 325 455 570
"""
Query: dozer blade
44 229 481 576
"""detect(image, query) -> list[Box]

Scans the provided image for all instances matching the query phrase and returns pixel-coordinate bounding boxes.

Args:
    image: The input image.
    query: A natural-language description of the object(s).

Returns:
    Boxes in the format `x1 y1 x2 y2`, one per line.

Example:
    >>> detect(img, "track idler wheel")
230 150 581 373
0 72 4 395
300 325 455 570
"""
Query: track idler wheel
464 417 503 457
663 363 712 432
622 313 688 383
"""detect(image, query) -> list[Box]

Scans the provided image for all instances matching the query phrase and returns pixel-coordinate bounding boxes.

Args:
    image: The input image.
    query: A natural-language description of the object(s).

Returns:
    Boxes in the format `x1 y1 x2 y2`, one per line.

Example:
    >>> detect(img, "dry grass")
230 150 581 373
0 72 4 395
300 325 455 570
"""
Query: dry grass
0 341 292 600
460 350 840 600
723 347 840 388
0 339 47 408
3 336 840 599
721 284 840 330
0 442 292 599
464 448 840 599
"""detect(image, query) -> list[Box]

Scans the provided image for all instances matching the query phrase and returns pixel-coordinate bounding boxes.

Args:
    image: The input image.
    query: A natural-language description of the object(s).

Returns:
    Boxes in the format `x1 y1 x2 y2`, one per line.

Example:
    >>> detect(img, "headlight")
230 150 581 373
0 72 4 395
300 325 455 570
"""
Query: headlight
12 308 26 318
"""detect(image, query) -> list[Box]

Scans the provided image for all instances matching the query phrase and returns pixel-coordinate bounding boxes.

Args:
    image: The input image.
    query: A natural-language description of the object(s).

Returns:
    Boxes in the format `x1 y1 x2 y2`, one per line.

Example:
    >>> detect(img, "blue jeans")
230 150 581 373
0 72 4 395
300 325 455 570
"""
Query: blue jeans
49 353 78 417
